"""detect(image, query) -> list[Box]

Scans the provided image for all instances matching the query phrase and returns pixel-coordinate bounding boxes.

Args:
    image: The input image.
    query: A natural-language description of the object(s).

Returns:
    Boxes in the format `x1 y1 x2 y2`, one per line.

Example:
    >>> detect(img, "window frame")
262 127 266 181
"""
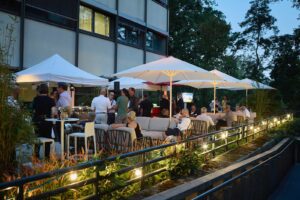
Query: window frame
146 30 167 55
117 22 145 49
79 4 113 39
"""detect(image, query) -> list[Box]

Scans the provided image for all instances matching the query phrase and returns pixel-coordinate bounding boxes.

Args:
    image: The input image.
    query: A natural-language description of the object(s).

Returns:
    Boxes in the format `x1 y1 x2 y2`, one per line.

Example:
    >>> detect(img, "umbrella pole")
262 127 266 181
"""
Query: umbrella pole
142 89 144 100
213 81 216 114
246 89 248 107
169 76 173 121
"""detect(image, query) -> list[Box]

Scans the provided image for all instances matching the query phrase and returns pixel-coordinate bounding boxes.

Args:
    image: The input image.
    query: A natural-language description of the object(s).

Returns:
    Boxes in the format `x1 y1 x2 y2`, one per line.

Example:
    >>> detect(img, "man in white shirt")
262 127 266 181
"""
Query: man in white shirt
91 88 111 124
56 82 71 108
197 107 215 127
241 106 251 119
163 109 191 138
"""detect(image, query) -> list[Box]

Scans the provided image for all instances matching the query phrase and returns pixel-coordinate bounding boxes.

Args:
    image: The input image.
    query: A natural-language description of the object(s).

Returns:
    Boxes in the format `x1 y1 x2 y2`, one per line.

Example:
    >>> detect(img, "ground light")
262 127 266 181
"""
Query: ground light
69 172 78 181
202 143 208 150
221 132 227 139
134 168 142 178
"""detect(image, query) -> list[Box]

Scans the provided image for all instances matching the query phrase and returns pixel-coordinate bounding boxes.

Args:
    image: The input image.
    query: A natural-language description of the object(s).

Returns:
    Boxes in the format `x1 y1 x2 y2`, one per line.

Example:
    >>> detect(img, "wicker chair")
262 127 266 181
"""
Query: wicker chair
189 119 209 135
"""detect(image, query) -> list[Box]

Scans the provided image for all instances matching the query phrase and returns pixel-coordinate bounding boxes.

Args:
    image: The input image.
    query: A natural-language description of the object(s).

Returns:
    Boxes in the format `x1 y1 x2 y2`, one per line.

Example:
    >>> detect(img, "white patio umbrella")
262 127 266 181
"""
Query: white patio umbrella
175 69 252 113
220 78 275 106
113 56 221 119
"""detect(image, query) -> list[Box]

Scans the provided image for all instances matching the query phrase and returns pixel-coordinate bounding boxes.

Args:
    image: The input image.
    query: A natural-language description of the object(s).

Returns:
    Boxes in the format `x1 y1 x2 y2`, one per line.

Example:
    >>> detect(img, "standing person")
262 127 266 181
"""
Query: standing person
55 82 72 142
209 98 220 113
139 94 153 117
50 88 58 104
221 96 229 112
160 94 170 111
176 93 184 111
32 83 56 159
128 87 139 113
107 91 117 124
91 88 111 124
56 82 71 108
116 88 129 123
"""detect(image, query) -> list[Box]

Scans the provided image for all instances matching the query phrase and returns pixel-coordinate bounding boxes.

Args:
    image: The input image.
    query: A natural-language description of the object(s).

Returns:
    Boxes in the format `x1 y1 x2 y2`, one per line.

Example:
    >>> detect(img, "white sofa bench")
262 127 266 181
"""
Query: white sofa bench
136 117 176 140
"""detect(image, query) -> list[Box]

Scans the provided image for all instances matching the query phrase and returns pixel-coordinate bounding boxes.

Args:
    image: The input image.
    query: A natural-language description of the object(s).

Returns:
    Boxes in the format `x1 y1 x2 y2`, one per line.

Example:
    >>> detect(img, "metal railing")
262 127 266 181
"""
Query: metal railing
0 114 293 199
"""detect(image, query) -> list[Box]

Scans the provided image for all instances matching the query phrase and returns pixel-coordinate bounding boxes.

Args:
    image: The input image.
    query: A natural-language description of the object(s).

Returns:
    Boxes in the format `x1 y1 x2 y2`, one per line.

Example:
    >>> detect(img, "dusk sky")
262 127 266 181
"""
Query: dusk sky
215 0 299 35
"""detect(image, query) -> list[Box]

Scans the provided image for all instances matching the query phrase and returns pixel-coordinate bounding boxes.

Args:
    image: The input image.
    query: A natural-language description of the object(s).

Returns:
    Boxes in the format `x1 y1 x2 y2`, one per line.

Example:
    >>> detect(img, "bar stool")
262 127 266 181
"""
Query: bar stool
67 122 96 157
37 137 55 158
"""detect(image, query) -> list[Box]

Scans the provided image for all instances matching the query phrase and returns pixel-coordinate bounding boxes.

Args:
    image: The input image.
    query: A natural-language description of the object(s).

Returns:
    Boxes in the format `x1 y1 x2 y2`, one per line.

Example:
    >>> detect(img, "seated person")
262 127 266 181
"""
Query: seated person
111 111 143 139
163 109 191 138
240 106 251 119
196 107 215 127
216 105 235 130
189 104 199 118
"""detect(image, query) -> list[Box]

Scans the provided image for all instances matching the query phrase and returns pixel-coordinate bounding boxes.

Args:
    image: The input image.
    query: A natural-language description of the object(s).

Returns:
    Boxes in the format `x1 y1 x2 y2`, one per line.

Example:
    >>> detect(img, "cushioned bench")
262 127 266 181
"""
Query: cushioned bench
136 117 177 140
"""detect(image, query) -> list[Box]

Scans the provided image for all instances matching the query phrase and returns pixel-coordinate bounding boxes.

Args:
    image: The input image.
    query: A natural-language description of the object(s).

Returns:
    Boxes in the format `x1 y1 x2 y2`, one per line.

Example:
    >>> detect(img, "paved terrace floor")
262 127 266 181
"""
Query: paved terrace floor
269 163 300 200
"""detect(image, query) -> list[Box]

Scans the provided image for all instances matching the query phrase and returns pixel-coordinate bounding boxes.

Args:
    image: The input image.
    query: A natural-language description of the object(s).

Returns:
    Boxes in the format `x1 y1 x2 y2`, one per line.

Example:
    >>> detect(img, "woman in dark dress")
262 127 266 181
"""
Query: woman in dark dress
32 83 56 158
112 111 143 139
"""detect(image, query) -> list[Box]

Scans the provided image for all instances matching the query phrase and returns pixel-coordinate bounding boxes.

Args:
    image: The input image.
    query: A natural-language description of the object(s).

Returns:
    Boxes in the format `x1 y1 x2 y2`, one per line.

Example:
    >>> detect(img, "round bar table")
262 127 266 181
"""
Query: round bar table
45 118 79 160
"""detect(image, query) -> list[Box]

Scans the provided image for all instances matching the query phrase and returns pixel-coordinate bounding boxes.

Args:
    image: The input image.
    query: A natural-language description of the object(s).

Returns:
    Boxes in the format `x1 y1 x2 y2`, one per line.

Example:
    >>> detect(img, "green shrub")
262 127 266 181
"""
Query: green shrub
0 65 35 180
167 149 202 178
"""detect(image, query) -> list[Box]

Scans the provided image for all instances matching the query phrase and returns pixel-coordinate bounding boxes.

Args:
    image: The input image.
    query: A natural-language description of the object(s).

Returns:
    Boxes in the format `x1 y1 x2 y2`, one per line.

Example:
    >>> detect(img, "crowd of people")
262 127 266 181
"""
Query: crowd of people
27 82 251 159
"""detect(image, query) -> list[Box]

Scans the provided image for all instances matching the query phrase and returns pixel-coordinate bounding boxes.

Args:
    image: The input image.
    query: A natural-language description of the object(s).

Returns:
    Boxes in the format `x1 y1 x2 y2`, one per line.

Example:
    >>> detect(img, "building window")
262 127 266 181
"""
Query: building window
117 24 142 47
146 31 166 54
94 12 110 37
79 5 111 37
79 5 92 32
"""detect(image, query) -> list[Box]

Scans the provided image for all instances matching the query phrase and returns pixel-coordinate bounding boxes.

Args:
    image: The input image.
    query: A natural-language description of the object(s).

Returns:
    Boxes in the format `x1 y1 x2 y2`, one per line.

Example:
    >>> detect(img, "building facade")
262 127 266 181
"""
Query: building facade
0 0 169 77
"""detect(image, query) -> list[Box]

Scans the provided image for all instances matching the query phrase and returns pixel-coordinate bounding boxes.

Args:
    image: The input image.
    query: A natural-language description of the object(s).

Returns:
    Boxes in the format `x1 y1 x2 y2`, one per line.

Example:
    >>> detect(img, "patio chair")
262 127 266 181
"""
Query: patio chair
37 137 55 158
67 122 96 157
189 119 209 135
94 124 109 151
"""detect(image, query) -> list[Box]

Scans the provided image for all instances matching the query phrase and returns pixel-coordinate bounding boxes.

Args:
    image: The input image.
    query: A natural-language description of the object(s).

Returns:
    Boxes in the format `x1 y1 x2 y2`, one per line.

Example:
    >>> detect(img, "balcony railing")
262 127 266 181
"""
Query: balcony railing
0 113 293 199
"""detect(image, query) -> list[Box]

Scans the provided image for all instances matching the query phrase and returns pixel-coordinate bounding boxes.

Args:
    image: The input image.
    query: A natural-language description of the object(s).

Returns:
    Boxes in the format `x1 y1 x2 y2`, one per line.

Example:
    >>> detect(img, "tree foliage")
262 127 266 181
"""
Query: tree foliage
239 0 278 81
270 30 300 110
169 0 231 70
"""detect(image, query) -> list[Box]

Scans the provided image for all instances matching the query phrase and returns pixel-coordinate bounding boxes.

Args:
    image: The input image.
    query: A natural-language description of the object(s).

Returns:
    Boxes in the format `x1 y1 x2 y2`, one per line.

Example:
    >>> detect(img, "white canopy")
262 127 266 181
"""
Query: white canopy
108 77 162 91
16 54 108 86
114 56 221 119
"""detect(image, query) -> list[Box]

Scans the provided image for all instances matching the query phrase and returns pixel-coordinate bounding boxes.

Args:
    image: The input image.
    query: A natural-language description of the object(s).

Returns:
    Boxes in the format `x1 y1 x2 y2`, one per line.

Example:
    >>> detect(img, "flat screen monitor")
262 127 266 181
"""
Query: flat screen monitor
182 93 193 103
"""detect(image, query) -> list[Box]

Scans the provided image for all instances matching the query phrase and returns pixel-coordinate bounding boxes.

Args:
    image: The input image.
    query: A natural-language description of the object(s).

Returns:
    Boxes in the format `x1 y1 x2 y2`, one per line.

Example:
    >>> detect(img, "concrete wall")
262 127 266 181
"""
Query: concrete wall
117 44 143 72
146 51 165 63
89 0 116 10
147 0 168 32
119 0 145 22
23 19 75 67
0 11 20 67
78 33 114 76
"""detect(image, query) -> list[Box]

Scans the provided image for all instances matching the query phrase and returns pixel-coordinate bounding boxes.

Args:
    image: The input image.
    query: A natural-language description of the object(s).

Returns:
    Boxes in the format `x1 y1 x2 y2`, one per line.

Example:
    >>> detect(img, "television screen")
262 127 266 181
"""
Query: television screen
182 93 193 103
